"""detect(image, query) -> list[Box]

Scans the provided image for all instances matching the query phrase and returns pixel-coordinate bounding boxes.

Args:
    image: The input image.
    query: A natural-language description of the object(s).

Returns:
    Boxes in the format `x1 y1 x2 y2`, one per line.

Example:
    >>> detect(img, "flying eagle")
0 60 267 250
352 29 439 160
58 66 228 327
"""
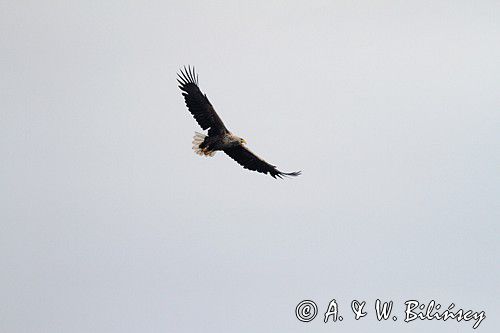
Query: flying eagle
178 66 301 179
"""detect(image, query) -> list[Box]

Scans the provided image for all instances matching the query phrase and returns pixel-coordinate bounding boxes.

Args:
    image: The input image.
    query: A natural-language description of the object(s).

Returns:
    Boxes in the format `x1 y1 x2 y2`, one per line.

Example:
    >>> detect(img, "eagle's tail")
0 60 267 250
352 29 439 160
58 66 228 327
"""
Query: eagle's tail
192 132 216 157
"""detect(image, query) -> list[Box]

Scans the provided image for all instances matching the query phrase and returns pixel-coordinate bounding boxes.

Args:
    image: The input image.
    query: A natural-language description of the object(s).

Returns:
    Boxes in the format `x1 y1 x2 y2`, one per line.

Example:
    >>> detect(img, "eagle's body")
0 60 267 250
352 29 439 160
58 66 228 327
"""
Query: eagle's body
198 132 242 153
178 66 300 179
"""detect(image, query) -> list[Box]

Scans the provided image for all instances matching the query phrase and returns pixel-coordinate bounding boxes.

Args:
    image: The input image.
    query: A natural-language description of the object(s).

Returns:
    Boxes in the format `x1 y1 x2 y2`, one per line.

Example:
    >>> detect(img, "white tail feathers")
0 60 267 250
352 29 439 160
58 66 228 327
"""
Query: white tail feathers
192 132 216 157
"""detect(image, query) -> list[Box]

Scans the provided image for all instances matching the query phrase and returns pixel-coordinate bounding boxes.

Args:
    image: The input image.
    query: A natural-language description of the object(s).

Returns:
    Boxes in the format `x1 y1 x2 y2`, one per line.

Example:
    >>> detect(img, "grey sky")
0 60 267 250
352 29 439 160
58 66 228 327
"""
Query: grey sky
1 1 499 332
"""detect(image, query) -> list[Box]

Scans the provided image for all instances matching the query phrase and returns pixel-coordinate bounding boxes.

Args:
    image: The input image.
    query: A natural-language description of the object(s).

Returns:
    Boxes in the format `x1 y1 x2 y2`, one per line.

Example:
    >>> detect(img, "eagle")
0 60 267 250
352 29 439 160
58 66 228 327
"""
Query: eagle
178 66 301 179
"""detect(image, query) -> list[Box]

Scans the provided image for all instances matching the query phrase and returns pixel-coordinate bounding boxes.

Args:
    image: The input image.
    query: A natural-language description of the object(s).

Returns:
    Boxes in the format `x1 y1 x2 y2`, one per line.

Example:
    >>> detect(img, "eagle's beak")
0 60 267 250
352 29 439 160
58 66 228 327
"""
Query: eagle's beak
242 139 247 145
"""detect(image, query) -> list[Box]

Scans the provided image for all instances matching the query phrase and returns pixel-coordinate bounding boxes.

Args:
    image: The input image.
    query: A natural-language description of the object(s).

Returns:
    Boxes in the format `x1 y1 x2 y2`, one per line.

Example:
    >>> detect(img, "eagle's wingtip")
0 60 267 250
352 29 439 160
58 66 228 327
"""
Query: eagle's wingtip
274 170 301 179
178 65 199 86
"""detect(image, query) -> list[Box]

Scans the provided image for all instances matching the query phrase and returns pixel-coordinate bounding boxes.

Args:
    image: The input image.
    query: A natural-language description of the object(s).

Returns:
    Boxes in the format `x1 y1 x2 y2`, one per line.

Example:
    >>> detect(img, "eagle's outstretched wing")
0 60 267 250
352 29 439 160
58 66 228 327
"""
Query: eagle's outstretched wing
224 145 301 179
177 66 227 135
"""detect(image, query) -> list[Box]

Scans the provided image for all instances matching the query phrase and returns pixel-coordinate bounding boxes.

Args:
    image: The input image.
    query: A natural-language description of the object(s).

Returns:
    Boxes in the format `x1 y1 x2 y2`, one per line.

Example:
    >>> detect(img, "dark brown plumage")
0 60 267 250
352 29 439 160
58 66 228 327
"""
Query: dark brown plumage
177 66 226 136
224 145 301 179
178 66 301 179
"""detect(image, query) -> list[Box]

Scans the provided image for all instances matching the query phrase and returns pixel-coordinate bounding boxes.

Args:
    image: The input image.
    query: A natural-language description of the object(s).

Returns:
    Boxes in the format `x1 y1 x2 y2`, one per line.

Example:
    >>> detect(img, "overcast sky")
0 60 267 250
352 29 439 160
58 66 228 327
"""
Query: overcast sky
1 1 499 332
